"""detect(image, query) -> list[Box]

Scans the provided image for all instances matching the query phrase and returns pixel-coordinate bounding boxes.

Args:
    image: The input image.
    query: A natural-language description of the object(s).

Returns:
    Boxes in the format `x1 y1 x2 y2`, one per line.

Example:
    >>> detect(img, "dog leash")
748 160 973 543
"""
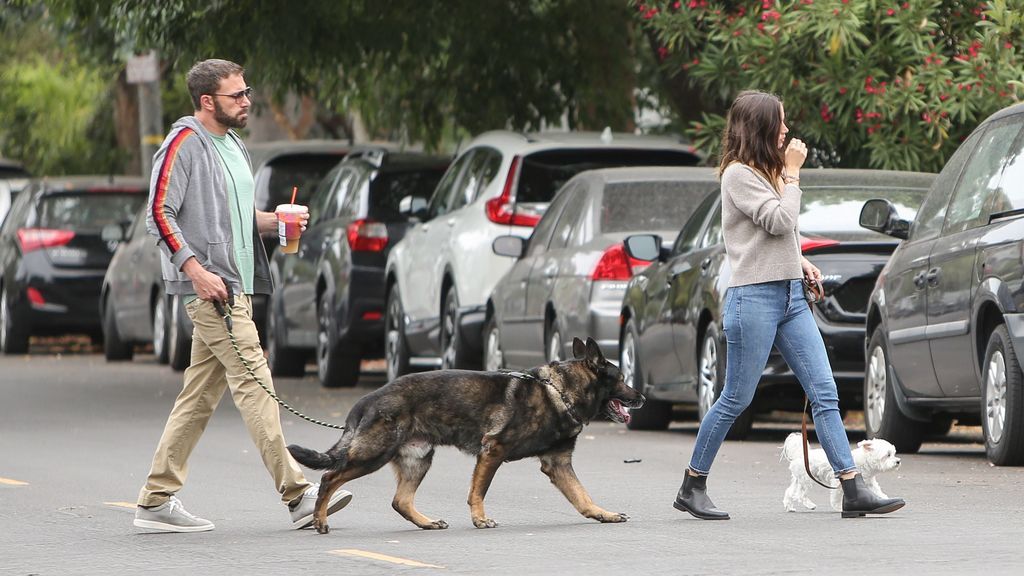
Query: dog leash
500 370 583 428
801 398 838 490
210 282 346 430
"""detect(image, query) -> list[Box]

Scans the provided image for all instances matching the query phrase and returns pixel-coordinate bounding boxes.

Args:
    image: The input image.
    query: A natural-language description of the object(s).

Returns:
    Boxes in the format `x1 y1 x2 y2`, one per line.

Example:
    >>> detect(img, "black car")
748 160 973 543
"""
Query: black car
619 169 934 436
100 203 192 370
0 176 147 353
860 102 1024 465
267 149 449 386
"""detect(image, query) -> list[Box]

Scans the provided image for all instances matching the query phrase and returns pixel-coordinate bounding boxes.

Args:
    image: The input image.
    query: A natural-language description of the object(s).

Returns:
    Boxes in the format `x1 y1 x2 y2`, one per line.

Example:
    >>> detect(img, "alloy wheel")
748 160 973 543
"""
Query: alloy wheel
0 290 8 351
866 344 888 434
547 327 562 362
386 294 403 381
620 330 637 392
985 350 1007 445
317 297 332 384
441 292 458 369
484 322 503 372
153 296 167 360
698 333 718 420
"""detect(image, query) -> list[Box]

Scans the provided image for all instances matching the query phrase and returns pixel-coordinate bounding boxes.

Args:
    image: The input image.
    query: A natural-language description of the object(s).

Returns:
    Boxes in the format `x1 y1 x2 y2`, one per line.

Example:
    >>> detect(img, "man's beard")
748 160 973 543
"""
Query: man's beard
213 100 247 129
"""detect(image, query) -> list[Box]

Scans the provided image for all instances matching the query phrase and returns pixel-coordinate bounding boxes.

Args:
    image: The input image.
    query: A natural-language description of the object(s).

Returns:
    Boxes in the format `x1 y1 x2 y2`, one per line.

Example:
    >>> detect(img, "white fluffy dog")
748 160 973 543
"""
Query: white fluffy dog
781 432 901 512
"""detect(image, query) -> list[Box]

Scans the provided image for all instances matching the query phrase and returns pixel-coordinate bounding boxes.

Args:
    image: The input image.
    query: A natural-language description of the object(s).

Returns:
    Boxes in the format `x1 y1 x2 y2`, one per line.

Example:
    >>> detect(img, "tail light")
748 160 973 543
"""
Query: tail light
26 287 46 306
361 311 383 321
484 156 540 227
592 244 650 281
800 235 840 254
17 228 75 253
346 219 388 252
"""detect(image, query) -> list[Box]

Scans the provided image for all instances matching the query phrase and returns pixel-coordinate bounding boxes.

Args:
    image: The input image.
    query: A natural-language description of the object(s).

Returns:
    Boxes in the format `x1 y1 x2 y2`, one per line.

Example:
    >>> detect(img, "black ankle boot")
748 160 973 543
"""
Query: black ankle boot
673 472 729 520
840 474 905 518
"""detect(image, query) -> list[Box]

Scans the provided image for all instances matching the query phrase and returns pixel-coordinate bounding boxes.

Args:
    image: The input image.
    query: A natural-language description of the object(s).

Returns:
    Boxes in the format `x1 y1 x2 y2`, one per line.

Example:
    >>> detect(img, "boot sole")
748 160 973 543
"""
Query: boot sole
672 499 730 520
841 501 905 518
134 518 215 533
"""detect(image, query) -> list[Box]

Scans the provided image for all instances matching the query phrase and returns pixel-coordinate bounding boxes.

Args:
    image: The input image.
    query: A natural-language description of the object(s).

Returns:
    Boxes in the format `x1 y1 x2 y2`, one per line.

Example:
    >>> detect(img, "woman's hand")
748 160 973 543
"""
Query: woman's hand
801 256 822 282
785 138 807 177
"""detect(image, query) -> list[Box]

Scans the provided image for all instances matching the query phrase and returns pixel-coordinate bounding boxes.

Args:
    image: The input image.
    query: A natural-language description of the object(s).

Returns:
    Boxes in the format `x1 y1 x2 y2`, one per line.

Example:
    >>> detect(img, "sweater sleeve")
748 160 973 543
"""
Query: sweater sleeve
146 128 196 271
722 165 802 236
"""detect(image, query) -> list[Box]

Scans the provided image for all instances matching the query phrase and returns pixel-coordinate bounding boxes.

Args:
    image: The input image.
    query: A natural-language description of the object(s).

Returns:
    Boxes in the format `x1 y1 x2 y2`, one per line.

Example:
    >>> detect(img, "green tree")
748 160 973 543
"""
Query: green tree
635 0 1024 171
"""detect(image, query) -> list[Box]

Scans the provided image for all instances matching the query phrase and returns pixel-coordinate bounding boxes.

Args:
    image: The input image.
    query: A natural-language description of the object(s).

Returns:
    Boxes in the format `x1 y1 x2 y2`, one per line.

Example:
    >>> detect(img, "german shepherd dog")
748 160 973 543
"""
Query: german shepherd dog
287 337 644 534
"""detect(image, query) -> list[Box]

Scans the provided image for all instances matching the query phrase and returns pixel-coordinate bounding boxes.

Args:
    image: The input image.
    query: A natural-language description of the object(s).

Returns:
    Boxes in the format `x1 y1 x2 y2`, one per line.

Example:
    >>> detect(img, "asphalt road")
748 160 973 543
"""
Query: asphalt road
2 345 1023 575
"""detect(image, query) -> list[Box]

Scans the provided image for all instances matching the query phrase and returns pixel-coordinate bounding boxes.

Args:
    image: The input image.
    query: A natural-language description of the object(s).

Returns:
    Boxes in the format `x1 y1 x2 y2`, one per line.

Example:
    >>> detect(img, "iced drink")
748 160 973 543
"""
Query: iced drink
276 204 305 254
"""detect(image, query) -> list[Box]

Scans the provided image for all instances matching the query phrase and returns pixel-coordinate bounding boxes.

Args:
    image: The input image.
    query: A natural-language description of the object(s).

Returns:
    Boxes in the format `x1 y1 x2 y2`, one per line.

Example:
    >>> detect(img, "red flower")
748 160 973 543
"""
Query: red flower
887 8 895 16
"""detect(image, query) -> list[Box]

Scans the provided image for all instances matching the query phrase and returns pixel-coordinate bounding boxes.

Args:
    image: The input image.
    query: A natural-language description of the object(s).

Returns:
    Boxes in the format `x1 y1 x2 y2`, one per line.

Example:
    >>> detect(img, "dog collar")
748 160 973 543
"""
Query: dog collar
501 370 583 429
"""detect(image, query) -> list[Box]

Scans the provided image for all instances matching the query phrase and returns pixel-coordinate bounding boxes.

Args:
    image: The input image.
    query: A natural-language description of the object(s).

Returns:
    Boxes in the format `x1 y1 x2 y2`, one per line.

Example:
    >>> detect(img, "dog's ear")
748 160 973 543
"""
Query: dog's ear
858 440 873 451
585 337 605 364
572 337 587 360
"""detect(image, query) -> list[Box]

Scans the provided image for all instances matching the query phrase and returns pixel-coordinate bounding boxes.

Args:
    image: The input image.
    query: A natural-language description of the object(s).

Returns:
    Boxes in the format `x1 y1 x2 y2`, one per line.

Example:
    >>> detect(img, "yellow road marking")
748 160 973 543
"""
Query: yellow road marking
104 502 138 509
0 477 28 486
329 549 445 569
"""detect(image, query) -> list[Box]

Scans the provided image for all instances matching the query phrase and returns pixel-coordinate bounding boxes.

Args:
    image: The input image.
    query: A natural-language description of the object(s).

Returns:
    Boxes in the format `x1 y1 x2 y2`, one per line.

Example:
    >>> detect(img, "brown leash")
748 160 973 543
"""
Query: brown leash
802 397 839 490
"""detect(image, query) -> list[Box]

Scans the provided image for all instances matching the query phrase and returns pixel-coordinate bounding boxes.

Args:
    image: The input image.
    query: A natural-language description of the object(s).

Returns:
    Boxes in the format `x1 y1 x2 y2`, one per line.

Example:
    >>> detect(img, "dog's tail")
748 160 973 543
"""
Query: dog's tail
287 444 337 470
781 432 803 463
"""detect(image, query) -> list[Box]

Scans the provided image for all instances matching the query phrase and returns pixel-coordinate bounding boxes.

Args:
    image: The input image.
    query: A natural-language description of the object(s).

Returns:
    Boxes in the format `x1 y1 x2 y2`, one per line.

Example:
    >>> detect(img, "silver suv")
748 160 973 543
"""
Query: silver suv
384 129 701 380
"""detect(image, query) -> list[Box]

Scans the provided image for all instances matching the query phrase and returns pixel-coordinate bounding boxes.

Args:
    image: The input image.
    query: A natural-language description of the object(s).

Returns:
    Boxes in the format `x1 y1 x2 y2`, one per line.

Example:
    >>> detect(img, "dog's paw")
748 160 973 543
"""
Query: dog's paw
596 512 629 523
315 522 330 535
421 519 448 530
472 517 498 529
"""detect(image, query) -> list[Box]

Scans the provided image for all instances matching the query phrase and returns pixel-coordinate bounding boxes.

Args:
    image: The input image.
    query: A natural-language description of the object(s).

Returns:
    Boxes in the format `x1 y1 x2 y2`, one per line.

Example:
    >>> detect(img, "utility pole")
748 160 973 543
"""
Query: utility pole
126 51 163 177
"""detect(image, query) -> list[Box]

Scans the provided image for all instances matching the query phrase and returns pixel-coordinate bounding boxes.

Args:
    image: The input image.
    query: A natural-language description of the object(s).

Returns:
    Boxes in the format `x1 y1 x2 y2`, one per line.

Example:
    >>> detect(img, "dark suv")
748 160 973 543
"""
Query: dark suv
860 102 1024 465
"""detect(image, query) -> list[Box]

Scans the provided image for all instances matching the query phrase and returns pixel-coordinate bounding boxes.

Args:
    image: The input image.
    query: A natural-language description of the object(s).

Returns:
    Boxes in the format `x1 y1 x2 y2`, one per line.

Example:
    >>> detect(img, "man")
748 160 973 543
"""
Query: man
134 59 352 532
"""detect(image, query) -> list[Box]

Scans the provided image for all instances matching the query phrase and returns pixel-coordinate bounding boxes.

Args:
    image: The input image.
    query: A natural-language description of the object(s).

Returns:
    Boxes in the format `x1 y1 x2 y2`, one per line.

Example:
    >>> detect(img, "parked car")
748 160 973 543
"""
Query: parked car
100 203 192 370
384 129 702 381
859 102 1024 465
267 148 449 386
0 176 147 353
1 178 29 228
0 157 30 180
619 169 935 435
484 166 719 371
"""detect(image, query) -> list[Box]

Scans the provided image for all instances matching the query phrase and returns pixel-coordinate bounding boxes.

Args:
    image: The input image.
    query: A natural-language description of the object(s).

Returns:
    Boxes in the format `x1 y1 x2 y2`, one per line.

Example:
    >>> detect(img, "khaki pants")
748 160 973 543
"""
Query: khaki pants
137 295 310 507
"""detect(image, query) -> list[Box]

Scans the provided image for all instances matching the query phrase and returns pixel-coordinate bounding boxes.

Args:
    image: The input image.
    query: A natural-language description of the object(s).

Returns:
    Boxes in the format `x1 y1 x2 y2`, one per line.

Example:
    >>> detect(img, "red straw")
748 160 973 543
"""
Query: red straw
289 186 297 205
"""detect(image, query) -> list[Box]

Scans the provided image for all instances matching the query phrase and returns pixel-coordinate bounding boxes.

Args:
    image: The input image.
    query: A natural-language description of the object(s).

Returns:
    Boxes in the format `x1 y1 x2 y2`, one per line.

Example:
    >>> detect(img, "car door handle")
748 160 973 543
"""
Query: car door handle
913 271 926 289
925 267 941 286
700 257 713 272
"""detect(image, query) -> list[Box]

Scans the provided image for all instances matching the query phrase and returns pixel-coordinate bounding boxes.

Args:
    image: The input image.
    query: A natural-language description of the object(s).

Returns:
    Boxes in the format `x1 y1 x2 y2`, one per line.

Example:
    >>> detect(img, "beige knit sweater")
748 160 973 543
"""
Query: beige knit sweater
720 162 803 287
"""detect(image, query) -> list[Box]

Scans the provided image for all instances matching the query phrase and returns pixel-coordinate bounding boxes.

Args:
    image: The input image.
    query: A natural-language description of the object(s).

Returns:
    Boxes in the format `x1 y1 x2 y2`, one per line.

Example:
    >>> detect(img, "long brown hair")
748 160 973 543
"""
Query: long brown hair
717 90 786 191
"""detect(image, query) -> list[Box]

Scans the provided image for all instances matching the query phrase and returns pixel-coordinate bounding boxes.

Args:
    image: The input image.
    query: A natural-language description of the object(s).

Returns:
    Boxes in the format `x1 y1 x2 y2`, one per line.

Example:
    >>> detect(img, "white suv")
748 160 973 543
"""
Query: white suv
384 129 701 379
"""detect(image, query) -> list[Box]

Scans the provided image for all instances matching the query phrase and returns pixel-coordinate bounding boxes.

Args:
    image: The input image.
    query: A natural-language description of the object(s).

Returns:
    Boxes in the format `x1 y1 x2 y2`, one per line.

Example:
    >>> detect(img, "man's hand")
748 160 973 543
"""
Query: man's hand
183 258 228 302
256 208 308 238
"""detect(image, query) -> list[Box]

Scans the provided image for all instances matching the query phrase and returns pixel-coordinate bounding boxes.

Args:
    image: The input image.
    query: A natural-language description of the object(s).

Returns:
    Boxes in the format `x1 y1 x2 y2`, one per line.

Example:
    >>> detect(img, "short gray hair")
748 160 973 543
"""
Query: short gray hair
186 59 244 109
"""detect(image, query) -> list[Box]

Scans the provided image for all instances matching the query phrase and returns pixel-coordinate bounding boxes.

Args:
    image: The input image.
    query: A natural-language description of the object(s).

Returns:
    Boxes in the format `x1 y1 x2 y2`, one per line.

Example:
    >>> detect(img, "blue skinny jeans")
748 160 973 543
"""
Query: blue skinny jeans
689 279 857 476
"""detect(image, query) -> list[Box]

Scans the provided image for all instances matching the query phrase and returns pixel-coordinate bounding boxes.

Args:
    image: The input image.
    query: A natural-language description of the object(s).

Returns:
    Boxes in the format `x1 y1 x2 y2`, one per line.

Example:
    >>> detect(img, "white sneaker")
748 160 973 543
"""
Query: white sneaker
134 496 215 533
289 484 353 529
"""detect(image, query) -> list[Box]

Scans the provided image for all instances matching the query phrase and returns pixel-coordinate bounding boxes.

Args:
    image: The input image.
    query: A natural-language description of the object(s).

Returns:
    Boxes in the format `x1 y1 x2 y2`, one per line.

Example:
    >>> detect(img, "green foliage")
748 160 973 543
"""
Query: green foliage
635 0 1024 171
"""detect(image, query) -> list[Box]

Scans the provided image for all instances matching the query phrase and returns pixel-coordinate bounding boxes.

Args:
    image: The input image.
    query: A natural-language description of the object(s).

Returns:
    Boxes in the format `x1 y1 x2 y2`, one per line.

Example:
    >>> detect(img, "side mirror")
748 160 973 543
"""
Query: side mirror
399 195 428 220
623 234 665 262
101 223 127 243
859 199 909 240
492 235 525 258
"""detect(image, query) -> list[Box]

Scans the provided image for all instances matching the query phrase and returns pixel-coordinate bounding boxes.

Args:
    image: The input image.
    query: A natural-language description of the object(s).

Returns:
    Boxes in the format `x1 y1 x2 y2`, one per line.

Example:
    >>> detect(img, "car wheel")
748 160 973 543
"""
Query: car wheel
981 325 1024 466
864 327 924 453
441 287 474 369
317 295 360 388
386 287 411 382
0 287 29 355
153 291 170 364
266 293 306 377
482 314 503 372
699 323 753 440
102 296 133 361
546 322 563 363
620 317 671 430
168 295 191 371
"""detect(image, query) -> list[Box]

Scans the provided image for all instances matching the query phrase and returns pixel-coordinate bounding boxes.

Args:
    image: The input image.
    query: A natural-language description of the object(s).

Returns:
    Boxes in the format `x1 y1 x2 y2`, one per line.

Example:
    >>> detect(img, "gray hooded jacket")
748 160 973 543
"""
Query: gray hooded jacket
145 116 272 296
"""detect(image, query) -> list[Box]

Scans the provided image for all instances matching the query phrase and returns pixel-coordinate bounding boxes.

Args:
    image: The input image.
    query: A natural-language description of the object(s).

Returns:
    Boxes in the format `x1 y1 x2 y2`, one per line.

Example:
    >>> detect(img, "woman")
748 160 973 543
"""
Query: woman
672 90 905 520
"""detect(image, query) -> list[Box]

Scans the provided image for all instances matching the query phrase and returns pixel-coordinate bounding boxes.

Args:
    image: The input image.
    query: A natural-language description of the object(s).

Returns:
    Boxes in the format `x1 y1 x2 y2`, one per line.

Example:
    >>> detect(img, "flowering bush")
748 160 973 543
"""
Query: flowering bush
635 0 1023 171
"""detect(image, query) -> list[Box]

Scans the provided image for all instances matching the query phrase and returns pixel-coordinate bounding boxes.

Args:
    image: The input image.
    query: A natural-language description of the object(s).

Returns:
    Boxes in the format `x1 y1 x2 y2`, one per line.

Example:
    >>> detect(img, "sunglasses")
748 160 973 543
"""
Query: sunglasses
211 86 253 102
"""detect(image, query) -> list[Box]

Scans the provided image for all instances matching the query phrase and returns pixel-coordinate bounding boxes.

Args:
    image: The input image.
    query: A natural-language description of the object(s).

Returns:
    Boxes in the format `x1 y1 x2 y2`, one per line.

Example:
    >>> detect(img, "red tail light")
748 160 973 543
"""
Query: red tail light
800 235 840 254
484 156 540 227
17 228 75 252
361 311 383 321
592 244 650 281
26 287 46 306
346 219 388 252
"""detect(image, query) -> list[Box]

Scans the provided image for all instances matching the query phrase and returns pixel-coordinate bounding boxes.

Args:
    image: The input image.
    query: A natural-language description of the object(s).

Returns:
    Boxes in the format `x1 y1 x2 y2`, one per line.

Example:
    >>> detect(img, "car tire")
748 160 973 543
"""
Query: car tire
0 287 29 355
546 322 563 363
699 323 753 440
266 293 306 377
153 290 170 364
386 286 411 382
864 327 924 453
102 296 133 361
981 324 1024 466
620 317 672 431
441 287 475 369
482 314 504 372
168 295 191 372
317 295 360 388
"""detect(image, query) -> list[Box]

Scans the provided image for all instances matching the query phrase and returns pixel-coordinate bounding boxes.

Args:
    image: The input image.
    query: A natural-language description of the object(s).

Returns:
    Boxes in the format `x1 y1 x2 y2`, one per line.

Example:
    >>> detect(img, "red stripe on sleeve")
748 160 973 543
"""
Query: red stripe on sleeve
151 129 194 254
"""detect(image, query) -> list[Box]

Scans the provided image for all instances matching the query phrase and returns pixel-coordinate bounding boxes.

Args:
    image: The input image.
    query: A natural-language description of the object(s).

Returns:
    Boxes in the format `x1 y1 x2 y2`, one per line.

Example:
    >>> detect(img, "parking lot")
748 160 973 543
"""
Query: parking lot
3 344 1023 575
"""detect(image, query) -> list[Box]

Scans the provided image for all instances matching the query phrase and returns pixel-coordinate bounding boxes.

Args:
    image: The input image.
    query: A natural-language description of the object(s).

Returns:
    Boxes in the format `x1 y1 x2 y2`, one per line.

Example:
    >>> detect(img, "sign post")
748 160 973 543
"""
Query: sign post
127 52 163 177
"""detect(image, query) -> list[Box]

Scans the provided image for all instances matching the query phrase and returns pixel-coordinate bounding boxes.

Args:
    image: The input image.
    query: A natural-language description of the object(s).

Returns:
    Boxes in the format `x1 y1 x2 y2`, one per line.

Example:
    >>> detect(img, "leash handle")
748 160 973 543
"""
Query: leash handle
802 397 839 490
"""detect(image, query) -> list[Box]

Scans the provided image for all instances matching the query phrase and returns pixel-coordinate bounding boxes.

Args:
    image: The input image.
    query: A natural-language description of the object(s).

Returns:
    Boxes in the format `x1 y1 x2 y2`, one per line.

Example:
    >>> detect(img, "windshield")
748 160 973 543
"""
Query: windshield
258 154 346 210
800 186 928 240
600 180 718 234
370 168 447 220
35 192 145 230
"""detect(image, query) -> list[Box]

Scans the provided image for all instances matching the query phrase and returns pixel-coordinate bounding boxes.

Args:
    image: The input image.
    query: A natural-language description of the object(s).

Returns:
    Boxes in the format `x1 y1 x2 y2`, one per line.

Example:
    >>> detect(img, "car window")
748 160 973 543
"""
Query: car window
339 170 369 219
549 187 584 250
700 205 723 248
526 182 577 257
910 130 981 241
991 126 1024 216
308 164 345 224
368 166 447 221
1 183 34 235
942 119 1023 235
800 186 929 240
33 192 144 230
428 150 475 219
599 180 717 235
449 148 500 212
673 191 718 255
255 154 345 211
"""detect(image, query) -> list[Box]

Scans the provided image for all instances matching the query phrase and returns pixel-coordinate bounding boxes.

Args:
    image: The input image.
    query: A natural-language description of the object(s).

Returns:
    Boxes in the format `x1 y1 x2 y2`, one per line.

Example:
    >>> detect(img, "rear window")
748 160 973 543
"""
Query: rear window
0 166 30 179
600 180 718 234
516 149 700 204
369 168 447 219
259 154 346 209
35 192 145 230
801 187 928 240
